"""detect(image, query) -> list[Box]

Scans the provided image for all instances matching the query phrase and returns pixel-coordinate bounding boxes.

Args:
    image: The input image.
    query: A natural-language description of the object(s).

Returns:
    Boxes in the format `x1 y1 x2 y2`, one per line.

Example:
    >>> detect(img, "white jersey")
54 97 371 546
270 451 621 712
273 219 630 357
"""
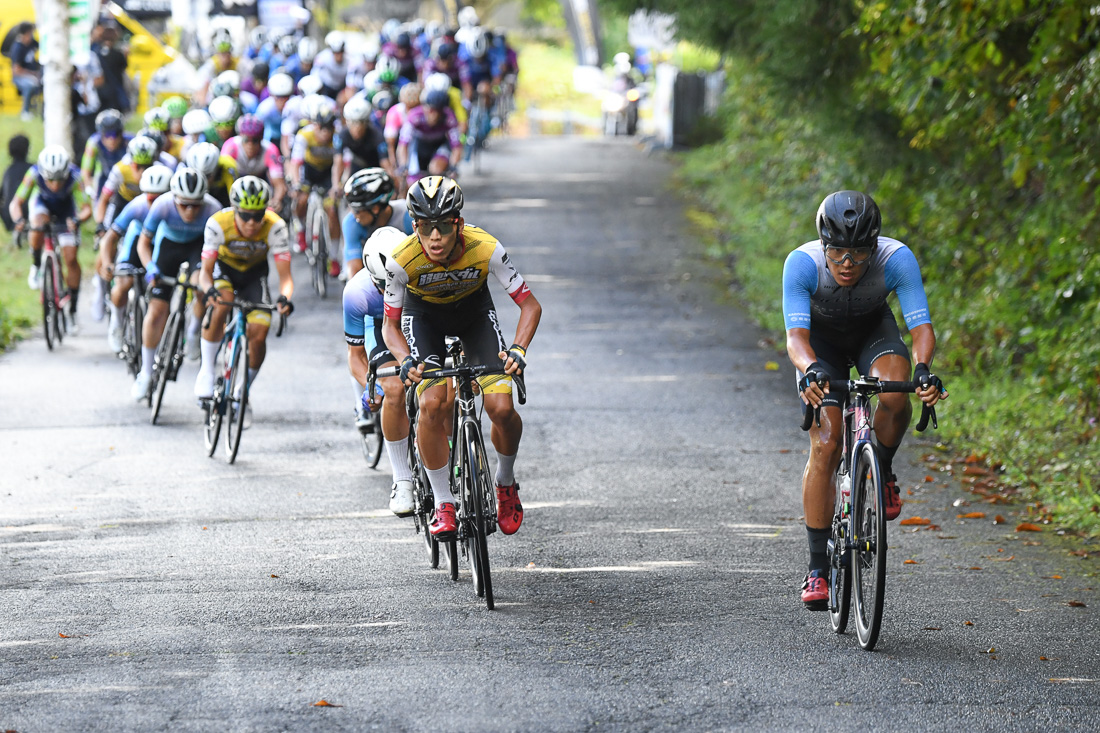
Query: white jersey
280 96 308 139
313 49 348 90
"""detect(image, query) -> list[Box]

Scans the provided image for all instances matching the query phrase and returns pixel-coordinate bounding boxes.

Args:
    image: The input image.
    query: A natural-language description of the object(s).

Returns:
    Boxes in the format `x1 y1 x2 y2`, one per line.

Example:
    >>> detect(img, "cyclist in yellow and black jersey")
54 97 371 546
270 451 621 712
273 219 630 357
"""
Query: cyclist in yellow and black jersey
381 176 542 539
288 102 342 268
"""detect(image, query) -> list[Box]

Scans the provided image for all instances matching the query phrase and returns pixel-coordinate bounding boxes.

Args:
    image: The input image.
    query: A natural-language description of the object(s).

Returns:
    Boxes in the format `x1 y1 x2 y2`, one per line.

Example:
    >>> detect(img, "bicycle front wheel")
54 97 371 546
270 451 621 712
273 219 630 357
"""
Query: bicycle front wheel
41 256 56 350
360 411 383 468
829 470 852 635
311 200 328 298
225 334 249 464
851 442 887 650
462 422 494 609
150 310 182 424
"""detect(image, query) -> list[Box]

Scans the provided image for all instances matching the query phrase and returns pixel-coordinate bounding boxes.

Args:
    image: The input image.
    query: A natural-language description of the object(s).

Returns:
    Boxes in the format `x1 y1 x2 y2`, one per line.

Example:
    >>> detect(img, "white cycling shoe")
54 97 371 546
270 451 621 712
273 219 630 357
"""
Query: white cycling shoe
185 335 200 361
107 317 123 353
194 370 215 399
131 371 152 402
389 480 415 517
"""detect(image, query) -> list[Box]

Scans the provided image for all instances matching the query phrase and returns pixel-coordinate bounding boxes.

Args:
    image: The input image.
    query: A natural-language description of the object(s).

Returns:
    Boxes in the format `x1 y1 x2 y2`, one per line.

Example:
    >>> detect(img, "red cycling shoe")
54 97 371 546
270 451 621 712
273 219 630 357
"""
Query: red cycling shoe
429 502 457 538
328 259 341 278
801 569 829 611
884 474 902 521
495 482 523 535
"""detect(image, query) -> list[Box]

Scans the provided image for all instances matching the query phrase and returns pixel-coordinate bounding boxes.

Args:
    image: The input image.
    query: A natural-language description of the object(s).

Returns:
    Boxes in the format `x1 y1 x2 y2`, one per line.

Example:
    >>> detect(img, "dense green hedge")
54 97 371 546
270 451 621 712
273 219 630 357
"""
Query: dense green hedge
645 0 1100 533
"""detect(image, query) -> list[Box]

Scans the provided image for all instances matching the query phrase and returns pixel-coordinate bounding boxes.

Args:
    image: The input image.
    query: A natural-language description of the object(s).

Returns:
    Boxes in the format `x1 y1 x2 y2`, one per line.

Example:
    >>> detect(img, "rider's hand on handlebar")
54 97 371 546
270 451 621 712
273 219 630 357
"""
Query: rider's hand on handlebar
204 285 220 306
500 344 526 375
276 294 294 316
798 361 829 408
914 362 948 407
399 355 423 386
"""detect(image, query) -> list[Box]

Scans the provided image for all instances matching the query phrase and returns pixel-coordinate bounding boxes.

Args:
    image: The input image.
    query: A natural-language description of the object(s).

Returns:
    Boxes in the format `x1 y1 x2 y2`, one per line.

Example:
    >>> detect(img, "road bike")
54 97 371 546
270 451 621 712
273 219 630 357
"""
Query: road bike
116 267 146 377
358 374 385 469
801 373 940 650
494 74 516 135
464 92 491 175
302 184 333 298
380 339 526 610
201 296 274 465
149 262 199 425
38 220 75 350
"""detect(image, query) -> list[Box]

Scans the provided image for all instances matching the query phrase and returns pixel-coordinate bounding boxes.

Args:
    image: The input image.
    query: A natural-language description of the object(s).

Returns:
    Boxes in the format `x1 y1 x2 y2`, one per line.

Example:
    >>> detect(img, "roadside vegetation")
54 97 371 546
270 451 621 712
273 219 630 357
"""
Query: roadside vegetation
604 0 1100 535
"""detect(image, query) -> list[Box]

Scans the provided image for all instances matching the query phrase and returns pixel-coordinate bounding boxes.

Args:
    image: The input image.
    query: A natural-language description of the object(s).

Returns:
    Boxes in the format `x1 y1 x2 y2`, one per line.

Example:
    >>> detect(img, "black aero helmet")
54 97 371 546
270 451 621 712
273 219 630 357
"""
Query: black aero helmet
816 190 881 250
344 167 394 208
96 108 124 134
406 176 463 219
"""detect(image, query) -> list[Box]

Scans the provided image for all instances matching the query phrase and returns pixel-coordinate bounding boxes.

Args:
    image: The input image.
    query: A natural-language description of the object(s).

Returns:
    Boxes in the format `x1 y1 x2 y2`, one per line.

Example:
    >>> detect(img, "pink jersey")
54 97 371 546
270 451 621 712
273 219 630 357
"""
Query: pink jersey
221 136 285 180
385 104 409 140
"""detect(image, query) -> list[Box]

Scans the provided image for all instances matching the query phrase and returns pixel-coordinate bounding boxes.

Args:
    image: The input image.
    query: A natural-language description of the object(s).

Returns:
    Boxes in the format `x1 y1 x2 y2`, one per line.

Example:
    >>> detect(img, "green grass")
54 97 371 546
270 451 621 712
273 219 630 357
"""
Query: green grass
514 39 602 121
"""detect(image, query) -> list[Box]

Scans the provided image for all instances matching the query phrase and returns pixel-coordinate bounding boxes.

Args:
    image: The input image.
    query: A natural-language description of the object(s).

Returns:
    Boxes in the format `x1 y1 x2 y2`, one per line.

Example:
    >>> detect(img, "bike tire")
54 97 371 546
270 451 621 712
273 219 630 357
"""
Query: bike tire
463 423 494 609
851 442 887 650
150 310 181 424
225 333 249 464
203 390 223 458
311 199 327 299
445 537 458 581
409 431 440 569
129 282 146 376
360 411 383 468
41 257 56 350
829 469 852 635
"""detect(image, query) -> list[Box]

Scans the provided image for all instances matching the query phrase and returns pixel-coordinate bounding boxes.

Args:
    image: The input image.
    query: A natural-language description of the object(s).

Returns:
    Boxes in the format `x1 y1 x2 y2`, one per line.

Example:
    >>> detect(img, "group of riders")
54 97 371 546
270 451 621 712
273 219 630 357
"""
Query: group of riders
9 10 537 542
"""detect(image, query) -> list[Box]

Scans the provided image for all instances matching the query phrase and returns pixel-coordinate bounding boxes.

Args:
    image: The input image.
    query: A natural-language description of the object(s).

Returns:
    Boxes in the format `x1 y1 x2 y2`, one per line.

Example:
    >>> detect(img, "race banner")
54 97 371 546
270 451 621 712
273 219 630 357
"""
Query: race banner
560 0 603 68
212 0 259 17
116 0 173 19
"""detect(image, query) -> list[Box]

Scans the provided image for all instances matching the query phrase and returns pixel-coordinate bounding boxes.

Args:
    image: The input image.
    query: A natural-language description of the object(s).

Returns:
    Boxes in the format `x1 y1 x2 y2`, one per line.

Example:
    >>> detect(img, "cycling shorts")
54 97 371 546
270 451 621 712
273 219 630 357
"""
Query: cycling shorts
104 191 129 229
213 260 273 327
149 237 202 301
29 193 76 227
298 162 331 192
368 320 395 368
115 223 143 273
795 307 910 411
408 139 450 178
400 284 511 397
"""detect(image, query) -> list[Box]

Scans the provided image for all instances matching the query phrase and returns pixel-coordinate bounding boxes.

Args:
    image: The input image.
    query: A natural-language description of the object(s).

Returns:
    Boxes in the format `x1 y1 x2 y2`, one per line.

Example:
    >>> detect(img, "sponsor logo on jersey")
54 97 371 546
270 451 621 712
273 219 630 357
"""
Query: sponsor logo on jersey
417 267 480 286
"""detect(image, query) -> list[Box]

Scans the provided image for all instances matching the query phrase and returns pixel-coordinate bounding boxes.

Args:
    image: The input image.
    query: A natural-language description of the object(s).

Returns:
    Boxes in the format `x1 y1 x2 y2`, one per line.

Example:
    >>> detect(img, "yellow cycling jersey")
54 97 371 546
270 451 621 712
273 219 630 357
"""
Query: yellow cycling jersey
383 225 531 317
213 155 239 194
202 208 291 272
165 135 186 161
107 160 142 201
291 126 337 170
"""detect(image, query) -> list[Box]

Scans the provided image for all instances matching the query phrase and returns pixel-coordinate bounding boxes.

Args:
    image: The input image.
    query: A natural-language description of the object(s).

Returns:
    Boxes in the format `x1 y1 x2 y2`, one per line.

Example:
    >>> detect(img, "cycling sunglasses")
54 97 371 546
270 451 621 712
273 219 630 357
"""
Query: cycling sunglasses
823 245 874 266
242 136 262 144
175 199 204 211
236 210 265 223
414 218 457 236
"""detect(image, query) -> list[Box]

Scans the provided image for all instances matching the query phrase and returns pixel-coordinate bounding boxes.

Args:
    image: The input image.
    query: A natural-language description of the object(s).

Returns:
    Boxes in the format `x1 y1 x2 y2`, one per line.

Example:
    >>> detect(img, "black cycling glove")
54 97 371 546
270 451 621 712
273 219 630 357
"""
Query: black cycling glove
799 361 827 393
276 294 294 316
399 355 418 383
914 362 944 392
504 343 527 372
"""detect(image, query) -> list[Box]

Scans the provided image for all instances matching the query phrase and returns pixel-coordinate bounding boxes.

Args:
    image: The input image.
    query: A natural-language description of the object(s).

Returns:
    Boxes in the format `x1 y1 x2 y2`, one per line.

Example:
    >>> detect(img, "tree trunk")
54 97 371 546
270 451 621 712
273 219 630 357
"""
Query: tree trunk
35 0 74 155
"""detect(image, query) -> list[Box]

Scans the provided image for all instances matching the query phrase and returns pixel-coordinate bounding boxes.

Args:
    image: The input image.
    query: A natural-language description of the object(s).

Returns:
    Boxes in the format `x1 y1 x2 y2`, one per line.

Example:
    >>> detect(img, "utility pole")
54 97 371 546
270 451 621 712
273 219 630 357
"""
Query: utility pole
34 0 74 155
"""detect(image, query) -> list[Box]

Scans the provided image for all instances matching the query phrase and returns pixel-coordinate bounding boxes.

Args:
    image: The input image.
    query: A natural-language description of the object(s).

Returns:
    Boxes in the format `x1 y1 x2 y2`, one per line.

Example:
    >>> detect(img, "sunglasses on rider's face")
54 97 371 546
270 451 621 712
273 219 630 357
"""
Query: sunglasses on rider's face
414 218 457 236
823 245 873 266
176 199 204 211
243 136 261 144
102 130 120 139
236 210 265 223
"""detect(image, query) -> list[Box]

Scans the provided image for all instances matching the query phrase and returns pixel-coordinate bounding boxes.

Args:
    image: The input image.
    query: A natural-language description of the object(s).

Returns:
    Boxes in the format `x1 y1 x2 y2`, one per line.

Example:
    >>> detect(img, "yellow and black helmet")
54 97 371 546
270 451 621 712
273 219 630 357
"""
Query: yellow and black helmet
229 175 271 211
406 176 463 220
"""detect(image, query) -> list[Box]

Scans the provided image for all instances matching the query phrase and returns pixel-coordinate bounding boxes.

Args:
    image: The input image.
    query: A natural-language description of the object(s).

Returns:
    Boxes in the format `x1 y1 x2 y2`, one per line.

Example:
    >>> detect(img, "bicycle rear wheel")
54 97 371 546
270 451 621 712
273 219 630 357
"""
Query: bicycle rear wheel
829 469 852 635
462 422 494 609
311 199 328 299
150 310 182 424
851 442 887 650
41 255 56 350
127 281 146 376
225 334 249 464
203 391 224 457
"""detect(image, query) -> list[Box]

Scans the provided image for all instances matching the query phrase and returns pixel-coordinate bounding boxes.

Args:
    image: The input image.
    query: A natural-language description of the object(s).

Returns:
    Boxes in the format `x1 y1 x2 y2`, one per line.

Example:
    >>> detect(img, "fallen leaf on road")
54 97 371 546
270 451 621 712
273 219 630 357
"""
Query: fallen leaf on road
965 453 985 464
958 512 986 519
270 574 279 578
937 535 958 539
1040 656 1049 661
994 555 1015 562
312 700 343 707
986 646 996 654
1050 678 1100 684
924 476 935 482
969 567 983 571
904 559 921 565
924 524 942 531
1024 540 1041 546
953 498 968 507
1016 522 1043 532
964 465 990 476
964 621 974 626
994 515 1006 524
1067 600 1087 608
900 517 932 526
764 361 779 371
1046 575 1063 580
58 633 70 638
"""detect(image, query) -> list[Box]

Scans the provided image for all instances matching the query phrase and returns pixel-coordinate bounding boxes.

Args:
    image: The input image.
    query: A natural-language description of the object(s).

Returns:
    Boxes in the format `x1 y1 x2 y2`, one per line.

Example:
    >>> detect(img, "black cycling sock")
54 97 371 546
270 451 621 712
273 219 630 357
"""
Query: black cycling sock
32 248 41 267
877 439 900 478
69 286 79 314
807 525 830 573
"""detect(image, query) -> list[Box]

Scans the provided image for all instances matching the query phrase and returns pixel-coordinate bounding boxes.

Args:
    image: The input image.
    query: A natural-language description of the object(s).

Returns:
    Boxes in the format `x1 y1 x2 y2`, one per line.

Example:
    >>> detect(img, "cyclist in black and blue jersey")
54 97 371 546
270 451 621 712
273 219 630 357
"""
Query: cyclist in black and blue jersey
782 190 947 610
130 168 223 402
340 168 412 278
80 109 131 200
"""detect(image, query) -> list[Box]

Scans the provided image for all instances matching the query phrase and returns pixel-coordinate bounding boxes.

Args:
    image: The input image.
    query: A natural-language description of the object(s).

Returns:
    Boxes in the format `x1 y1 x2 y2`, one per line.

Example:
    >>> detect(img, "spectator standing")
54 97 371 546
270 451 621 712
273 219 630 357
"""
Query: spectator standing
93 23 130 114
10 22 42 121
1 134 32 231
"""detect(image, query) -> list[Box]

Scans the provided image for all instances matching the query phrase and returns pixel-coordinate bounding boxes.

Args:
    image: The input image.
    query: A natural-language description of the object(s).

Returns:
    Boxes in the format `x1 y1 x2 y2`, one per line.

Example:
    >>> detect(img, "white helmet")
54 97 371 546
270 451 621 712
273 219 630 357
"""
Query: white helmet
185 142 221 177
139 165 172 195
182 108 212 135
363 226 406 291
375 54 401 82
381 19 401 43
248 26 267 51
325 31 345 53
277 34 296 57
211 27 233 52
208 95 241 126
170 167 208 200
215 70 242 95
465 30 488 59
361 69 381 94
458 6 479 28
425 20 443 40
613 52 632 74
297 37 319 64
424 72 452 93
36 145 71 180
297 74 323 97
343 94 372 122
268 72 294 97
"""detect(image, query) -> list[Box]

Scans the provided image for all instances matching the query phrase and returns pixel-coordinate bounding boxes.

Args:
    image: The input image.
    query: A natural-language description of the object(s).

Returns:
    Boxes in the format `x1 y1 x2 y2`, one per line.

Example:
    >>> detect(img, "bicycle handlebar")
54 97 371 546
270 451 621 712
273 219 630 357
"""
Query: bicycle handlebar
799 378 939 433
201 296 277 330
375 363 527 406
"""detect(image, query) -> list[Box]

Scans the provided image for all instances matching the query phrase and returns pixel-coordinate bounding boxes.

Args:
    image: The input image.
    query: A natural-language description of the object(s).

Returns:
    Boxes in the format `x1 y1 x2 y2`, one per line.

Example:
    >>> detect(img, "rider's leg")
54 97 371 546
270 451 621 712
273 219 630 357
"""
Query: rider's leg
804 406 844 571
60 238 80 311
869 353 913 476
484 391 521 481
141 297 169 373
417 382 456 506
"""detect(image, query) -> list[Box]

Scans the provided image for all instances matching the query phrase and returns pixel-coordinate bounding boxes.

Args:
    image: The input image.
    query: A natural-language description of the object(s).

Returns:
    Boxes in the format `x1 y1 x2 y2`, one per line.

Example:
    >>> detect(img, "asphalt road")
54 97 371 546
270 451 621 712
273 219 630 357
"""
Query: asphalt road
2 136 1098 732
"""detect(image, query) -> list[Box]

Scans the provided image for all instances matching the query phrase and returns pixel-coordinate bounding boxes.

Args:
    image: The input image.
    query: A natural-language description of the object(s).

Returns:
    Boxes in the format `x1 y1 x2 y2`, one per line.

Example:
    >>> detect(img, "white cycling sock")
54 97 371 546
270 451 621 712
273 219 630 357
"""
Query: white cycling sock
108 302 122 324
186 311 201 338
495 450 517 486
247 367 259 387
140 346 155 377
199 338 220 374
386 439 413 482
426 465 455 507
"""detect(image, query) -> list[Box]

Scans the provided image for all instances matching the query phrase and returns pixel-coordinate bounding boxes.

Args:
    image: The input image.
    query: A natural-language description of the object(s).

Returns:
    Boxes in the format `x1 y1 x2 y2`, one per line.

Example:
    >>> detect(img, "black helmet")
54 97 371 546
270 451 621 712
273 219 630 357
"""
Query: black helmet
816 191 881 250
96 108 124 134
344 167 394 208
406 176 463 219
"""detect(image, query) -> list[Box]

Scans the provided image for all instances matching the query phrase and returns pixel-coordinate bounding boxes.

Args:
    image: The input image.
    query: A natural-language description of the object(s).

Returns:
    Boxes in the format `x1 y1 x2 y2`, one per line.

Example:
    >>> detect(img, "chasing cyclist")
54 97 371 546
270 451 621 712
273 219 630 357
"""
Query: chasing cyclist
340 167 411 278
783 190 947 610
381 176 542 539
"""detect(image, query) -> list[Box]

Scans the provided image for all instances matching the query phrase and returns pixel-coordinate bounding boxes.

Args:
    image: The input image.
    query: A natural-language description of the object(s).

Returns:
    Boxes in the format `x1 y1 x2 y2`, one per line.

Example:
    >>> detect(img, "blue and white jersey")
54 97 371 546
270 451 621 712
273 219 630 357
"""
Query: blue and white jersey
255 96 285 143
110 194 152 236
782 236 931 333
142 193 223 254
340 200 413 264
342 268 385 348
